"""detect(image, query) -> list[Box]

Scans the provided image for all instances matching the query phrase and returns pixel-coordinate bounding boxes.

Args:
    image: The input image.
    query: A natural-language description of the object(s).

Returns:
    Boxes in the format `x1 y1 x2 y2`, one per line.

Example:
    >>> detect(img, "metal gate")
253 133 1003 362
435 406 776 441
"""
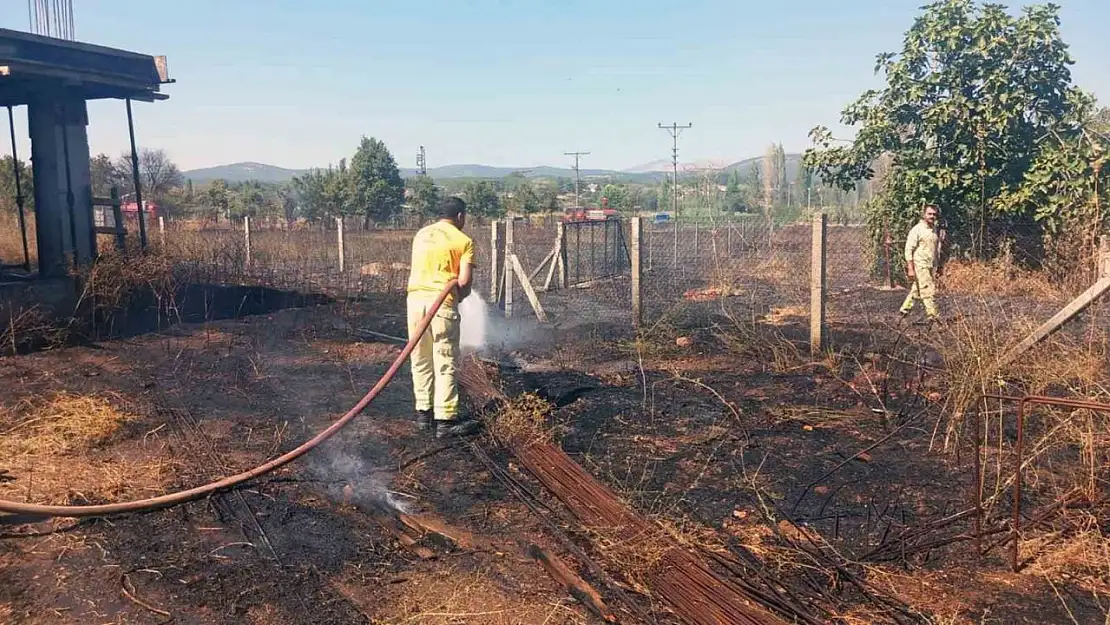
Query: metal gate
564 219 630 286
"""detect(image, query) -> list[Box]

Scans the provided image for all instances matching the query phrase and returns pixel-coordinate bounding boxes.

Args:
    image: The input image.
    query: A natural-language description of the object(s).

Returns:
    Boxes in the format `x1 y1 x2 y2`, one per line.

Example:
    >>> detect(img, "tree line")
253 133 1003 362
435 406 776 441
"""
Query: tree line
2 135 867 231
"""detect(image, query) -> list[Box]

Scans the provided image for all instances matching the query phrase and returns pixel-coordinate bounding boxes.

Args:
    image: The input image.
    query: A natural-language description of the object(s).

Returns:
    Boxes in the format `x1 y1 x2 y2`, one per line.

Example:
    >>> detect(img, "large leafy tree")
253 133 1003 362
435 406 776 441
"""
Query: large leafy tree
803 0 1108 274
292 162 352 224
204 179 230 221
506 179 541 215
406 175 441 221
348 136 404 227
462 180 503 219
228 181 269 219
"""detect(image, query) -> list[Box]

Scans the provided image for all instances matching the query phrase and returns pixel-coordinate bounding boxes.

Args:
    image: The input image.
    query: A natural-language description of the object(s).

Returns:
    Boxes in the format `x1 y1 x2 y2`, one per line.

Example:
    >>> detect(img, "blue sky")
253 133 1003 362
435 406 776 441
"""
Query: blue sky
2 0 1108 172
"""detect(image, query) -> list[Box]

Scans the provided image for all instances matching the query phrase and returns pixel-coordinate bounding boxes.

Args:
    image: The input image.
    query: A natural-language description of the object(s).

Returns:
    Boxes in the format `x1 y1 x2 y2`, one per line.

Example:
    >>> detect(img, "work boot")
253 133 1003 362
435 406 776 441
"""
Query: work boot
415 409 434 432
435 419 481 439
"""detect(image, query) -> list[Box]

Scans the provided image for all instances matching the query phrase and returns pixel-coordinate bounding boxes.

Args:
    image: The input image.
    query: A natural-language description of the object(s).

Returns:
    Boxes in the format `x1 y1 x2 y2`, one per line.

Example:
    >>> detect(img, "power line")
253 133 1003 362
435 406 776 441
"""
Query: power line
657 123 691 219
564 151 590 210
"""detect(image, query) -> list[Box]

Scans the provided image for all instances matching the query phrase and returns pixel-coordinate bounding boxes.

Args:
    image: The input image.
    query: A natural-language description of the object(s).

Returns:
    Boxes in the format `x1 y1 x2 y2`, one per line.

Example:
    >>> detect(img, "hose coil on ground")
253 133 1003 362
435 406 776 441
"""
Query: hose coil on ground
0 281 458 518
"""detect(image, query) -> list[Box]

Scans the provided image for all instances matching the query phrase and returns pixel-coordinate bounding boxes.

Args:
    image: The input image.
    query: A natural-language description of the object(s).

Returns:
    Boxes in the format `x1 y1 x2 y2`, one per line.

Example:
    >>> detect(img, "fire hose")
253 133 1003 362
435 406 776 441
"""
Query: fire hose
0 280 458 519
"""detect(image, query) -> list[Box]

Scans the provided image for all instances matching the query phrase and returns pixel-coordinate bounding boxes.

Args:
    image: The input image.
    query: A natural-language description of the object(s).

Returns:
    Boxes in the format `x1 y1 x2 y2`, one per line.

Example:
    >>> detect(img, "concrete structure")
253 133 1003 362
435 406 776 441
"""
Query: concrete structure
0 28 171 278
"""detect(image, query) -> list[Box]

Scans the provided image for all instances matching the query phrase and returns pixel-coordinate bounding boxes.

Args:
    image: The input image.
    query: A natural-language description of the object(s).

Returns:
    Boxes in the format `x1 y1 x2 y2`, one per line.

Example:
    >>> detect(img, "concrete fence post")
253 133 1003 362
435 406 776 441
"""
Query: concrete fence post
672 217 679 285
491 220 502 300
504 218 515 318
337 216 345 274
244 215 251 270
631 217 644 329
158 215 165 246
810 212 827 355
556 221 568 289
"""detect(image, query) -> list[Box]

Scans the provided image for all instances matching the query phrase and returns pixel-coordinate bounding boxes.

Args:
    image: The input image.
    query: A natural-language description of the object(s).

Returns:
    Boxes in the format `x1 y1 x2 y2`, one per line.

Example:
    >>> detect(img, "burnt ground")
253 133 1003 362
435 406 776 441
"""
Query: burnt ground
0 303 596 625
0 285 1108 624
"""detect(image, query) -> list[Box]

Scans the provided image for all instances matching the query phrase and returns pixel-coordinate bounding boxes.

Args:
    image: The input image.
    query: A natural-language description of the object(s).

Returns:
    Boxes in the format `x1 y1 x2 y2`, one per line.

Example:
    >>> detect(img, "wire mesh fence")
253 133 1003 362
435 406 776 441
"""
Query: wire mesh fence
492 217 634 336
642 216 814 326
150 213 1110 357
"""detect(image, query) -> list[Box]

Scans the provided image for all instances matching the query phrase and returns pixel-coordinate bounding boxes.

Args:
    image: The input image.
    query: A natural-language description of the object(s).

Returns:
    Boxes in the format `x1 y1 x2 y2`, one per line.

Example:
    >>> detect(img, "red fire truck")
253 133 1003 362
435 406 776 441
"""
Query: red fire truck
562 197 619 223
120 200 159 220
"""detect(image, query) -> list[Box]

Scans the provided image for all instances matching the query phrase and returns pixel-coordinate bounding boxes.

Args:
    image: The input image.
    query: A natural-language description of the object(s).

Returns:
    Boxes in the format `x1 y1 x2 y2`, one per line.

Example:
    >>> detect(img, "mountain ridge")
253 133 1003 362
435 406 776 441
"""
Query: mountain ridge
183 154 804 184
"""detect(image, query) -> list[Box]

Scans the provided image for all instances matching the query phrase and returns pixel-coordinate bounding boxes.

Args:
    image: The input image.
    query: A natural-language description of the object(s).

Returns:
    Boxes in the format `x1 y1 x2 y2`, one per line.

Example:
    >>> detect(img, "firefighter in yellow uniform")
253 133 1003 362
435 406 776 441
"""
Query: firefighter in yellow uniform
406 197 479 439
899 204 942 322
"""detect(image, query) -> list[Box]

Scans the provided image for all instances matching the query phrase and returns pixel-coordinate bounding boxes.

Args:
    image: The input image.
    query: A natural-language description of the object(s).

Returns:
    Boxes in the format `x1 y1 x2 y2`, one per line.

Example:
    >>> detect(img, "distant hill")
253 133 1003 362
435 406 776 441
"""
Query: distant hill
399 164 628 180
624 159 737 174
183 162 308 184
183 154 806 185
725 154 806 182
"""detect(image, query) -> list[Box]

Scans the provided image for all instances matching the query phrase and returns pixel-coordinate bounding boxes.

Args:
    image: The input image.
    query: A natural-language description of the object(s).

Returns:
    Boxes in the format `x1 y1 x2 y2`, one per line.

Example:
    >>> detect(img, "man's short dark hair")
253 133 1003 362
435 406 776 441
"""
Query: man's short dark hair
438 197 466 220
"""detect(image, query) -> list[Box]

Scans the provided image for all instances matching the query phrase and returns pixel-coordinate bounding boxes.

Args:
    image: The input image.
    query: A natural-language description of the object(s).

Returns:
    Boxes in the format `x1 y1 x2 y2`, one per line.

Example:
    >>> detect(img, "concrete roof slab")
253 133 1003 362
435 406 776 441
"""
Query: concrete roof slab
0 28 171 107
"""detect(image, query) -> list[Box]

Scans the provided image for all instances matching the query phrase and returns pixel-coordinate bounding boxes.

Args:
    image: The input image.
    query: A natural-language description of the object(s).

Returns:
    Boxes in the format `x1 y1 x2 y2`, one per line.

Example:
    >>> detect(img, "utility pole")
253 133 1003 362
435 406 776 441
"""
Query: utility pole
658 123 691 218
416 145 427 176
564 151 590 209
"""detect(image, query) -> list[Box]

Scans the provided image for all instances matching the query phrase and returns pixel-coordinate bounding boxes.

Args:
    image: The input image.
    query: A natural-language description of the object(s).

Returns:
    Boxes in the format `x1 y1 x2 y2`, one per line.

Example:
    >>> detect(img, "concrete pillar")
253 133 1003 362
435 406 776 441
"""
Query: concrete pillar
28 95 95 278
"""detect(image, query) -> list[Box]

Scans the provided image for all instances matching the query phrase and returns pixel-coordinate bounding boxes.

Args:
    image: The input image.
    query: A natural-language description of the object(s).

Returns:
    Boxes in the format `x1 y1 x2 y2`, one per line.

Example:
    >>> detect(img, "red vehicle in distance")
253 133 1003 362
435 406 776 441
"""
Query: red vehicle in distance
562 197 619 223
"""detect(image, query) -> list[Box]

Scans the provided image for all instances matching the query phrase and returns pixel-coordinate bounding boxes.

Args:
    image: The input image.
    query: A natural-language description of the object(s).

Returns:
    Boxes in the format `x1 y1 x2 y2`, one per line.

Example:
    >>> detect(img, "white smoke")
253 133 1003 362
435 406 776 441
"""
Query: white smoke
314 449 412 515
458 290 546 356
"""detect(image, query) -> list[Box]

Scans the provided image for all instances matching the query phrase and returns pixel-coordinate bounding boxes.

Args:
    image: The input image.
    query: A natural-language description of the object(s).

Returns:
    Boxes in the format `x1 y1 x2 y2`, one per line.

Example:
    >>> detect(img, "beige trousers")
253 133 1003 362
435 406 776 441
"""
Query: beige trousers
900 263 939 318
407 293 461 420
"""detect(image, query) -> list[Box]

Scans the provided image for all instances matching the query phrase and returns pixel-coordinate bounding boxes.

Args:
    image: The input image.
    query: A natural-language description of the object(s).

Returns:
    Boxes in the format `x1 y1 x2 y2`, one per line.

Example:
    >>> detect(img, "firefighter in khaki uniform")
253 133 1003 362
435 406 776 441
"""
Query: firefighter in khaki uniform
406 197 480 439
899 204 943 322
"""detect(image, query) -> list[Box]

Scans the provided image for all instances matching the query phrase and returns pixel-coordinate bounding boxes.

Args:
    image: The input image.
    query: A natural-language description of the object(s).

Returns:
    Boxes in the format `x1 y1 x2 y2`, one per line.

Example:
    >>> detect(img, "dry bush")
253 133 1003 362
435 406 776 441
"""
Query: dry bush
585 522 675 588
74 246 178 312
941 255 1064 300
933 295 1110 599
0 304 67 355
486 392 554 449
930 299 1025 446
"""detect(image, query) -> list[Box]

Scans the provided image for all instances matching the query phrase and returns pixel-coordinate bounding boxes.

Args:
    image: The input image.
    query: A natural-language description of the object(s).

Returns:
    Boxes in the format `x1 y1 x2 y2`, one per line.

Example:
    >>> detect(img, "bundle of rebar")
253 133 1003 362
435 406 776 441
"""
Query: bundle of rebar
460 356 790 625
28 0 75 40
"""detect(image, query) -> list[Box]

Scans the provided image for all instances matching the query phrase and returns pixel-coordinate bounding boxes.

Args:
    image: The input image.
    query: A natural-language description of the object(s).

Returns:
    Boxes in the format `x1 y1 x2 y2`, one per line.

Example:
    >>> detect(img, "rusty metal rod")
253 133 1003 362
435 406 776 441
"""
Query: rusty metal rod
6 105 30 271
977 394 1110 571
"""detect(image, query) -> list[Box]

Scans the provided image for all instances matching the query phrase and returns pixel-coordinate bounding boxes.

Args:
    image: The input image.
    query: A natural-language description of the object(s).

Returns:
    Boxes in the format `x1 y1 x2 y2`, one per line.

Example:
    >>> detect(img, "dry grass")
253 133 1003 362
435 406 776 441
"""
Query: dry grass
73 245 179 320
0 391 133 458
0 392 175 505
0 210 37 268
585 522 675 589
1024 511 1110 595
360 569 587 624
486 392 555 449
927 284 1110 615
941 257 1065 300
